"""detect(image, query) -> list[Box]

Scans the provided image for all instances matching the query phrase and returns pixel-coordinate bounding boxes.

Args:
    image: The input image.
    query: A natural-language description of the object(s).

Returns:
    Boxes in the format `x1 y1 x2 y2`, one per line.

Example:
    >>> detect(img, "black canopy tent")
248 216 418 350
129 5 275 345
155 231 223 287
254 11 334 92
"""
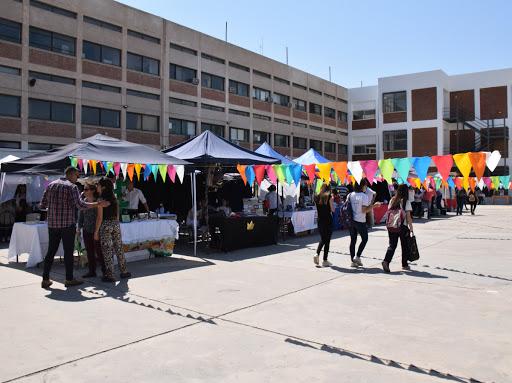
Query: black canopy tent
1 134 190 175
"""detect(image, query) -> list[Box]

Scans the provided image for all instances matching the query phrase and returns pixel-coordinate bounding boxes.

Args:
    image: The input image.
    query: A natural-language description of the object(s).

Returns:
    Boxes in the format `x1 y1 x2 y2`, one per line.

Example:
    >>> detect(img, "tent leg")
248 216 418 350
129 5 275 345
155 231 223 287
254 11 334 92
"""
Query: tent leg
190 172 197 257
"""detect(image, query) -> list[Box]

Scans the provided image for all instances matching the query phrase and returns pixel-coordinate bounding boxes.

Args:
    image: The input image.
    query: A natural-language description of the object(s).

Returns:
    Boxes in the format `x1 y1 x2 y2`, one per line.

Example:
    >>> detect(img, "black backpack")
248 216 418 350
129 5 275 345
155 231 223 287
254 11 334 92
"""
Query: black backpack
340 193 354 229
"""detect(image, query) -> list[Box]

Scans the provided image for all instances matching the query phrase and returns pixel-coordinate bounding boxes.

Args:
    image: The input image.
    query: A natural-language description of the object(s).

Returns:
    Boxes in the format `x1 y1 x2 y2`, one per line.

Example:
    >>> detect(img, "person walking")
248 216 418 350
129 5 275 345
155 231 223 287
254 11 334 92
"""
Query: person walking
468 190 477 215
348 182 381 268
456 188 466 216
95 178 131 282
314 184 335 267
77 182 106 278
381 184 414 273
40 167 109 289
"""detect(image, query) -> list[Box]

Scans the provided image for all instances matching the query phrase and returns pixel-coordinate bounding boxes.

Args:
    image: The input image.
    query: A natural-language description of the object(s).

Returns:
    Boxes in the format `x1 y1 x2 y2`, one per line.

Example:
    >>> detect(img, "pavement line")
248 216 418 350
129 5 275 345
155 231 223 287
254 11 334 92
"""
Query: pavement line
0 282 40 291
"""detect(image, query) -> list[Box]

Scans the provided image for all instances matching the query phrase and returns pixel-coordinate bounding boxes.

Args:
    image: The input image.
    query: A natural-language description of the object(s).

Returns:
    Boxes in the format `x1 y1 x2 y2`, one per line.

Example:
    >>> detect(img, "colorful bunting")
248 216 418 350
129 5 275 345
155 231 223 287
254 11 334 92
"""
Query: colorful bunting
468 152 486 180
113 162 121 177
245 165 255 186
347 161 363 184
150 164 158 181
432 155 453 181
134 164 142 181
90 160 97 175
317 163 332 183
483 177 492 190
167 165 176 183
304 164 316 184
265 165 277 184
412 156 431 182
158 164 167 182
486 150 501 172
70 157 78 168
378 159 394 184
499 175 510 189
391 158 412 184
290 164 303 186
254 165 266 185
453 152 472 180
143 164 152 181
284 165 294 184
120 163 128 179
332 162 348 184
360 160 379 184
127 164 134 181
82 158 89 174
176 165 184 183
237 164 247 185
469 177 476 192
447 177 456 189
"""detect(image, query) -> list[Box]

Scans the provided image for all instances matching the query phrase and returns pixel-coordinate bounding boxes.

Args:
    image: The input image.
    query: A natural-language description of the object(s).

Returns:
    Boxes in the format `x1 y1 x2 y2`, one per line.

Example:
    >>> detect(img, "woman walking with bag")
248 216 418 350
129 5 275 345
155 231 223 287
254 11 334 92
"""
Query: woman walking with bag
382 184 414 273
314 184 335 267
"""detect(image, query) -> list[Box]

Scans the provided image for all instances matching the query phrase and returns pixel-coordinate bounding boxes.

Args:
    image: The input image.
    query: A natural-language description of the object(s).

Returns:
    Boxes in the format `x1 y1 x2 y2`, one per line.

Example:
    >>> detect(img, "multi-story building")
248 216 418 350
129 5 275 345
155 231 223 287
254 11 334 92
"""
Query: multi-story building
0 0 349 161
349 69 510 174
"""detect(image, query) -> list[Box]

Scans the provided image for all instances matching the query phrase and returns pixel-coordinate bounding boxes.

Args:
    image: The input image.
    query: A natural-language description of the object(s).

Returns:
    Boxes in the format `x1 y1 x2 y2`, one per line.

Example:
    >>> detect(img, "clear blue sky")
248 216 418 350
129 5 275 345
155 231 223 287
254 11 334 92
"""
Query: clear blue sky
117 0 512 88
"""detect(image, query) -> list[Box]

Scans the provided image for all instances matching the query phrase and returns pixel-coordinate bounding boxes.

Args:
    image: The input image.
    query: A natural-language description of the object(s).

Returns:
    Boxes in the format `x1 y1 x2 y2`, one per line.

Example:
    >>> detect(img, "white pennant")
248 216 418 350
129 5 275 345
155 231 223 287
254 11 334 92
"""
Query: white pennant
347 161 364 184
486 150 501 172
176 165 185 183
477 178 485 191
120 163 128 179
82 158 89 175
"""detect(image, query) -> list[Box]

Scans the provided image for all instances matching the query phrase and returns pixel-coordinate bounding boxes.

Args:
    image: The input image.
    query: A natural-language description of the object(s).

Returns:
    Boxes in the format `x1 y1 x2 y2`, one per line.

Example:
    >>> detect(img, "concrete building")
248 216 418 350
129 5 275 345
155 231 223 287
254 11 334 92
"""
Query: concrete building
0 0 349 161
349 69 511 173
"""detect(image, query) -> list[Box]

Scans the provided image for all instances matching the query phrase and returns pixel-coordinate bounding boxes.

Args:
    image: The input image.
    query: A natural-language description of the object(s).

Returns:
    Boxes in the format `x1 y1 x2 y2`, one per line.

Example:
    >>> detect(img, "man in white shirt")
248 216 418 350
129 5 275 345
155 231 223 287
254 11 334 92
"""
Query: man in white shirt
125 181 149 212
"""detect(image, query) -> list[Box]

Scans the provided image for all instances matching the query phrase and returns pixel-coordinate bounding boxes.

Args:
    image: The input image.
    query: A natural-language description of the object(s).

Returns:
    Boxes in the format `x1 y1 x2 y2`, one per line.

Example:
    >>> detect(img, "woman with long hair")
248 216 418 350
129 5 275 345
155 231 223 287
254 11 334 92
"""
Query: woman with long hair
314 184 335 267
382 184 414 273
95 177 131 282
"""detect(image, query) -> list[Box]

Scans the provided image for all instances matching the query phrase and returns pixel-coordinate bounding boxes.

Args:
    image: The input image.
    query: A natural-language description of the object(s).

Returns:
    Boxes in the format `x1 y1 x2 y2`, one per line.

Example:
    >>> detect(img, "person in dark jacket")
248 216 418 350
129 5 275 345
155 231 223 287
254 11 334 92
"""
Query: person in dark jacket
314 184 335 267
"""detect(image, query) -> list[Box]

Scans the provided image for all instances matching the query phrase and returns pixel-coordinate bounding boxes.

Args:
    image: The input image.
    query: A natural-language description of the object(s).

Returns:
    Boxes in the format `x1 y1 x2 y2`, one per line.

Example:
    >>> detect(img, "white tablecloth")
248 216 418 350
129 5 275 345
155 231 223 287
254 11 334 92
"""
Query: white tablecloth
8 220 179 268
280 210 317 233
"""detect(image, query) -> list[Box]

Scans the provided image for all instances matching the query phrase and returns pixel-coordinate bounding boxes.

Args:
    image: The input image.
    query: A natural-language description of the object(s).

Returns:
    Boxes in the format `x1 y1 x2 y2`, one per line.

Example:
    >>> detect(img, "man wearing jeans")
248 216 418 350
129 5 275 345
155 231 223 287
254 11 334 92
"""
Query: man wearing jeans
40 167 108 289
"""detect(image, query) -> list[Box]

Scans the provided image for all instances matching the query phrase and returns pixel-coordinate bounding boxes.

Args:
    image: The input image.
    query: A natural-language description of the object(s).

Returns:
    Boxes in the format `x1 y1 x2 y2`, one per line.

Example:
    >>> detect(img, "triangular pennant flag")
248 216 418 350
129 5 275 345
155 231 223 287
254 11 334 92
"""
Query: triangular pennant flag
304 164 316 184
290 164 303 186
486 150 501 172
315 179 324 194
265 165 277 184
134 164 142 181
77 158 83 171
491 176 500 190
120 163 128 179
468 177 476 192
167 165 176 183
412 156 431 183
127 164 134 181
273 164 287 184
360 160 379 184
477 178 485 191
106 161 114 175
378 159 394 184
453 152 472 179
245 165 255 186
499 175 510 189
253 165 266 186
176 165 184 183
468 152 486 181
447 177 456 189
101 161 108 173
113 162 121 177
90 160 97 175
454 177 462 189
435 177 442 190
158 164 167 182
332 162 347 184
462 177 469 191
143 164 152 181
237 164 247 185
483 177 492 190
317 163 332 183
391 158 412 184
69 157 78 168
150 164 159 181
347 161 364 184
284 165 294 184
432 155 453 181
82 158 89 174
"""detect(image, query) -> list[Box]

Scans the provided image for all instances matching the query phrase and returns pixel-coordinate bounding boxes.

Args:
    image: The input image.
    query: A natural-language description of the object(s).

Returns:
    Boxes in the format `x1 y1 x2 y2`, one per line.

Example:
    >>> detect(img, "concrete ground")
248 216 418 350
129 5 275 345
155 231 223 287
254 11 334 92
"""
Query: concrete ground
0 205 511 383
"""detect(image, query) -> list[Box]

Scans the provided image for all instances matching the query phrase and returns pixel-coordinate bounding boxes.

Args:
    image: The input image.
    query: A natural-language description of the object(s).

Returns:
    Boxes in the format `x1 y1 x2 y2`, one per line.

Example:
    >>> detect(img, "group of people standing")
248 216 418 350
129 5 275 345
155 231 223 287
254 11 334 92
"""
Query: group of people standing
456 188 479 215
314 182 414 273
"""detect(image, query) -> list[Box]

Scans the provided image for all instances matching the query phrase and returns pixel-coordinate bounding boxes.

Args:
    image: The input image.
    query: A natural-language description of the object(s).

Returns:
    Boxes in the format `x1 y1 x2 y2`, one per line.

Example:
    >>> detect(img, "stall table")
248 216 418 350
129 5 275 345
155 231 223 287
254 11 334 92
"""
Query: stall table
8 219 179 268
279 209 317 234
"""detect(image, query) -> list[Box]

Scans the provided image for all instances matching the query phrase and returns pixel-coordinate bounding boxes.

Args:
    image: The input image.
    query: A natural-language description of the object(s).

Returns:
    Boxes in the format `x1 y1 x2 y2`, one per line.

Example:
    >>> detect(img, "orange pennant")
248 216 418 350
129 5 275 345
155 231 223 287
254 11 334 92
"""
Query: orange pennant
469 177 476 192
468 152 486 181
332 162 348 184
127 164 135 181
236 164 247 185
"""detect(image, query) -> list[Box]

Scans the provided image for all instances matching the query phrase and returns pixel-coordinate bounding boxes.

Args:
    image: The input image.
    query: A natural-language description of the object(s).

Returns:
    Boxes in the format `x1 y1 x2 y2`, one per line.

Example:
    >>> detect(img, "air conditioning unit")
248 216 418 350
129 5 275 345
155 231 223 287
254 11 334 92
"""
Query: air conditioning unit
191 78 199 85
229 86 237 93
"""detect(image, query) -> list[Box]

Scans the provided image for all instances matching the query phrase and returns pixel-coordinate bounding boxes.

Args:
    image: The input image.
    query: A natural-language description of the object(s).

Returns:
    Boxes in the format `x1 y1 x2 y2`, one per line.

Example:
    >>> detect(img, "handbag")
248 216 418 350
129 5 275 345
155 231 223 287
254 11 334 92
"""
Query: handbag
407 233 420 262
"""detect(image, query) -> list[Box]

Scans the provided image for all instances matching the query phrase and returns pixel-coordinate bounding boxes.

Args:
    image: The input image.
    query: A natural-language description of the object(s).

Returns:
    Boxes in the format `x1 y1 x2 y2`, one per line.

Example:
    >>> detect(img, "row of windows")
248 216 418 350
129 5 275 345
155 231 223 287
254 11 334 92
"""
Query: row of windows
353 109 376 120
0 140 63 151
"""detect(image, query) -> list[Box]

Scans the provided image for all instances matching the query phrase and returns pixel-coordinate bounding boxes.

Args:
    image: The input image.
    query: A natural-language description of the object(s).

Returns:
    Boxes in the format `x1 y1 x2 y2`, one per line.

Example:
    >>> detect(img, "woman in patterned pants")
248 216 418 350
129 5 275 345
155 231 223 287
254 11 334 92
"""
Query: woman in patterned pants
95 178 131 282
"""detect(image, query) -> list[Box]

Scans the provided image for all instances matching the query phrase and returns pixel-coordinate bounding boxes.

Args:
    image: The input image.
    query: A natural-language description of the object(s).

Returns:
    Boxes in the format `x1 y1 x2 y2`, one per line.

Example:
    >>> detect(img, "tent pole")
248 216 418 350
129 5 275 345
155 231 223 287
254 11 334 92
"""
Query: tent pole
191 172 197 257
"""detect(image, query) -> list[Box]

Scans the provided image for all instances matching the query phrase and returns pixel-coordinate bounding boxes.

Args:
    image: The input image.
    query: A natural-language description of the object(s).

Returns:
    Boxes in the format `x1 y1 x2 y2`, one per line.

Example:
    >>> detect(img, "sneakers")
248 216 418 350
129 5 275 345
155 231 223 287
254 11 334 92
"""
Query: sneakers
120 272 132 279
313 255 319 266
82 272 97 278
322 260 332 267
64 279 84 287
352 257 363 267
41 279 53 289
382 261 390 273
402 265 411 271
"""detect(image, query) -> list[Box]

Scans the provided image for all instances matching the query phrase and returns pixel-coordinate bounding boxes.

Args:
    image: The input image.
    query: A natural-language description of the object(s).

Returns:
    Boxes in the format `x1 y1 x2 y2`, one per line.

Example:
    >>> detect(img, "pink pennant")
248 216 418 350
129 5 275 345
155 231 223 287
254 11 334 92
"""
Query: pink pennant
113 162 121 177
265 165 277 184
360 160 379 184
77 159 83 171
167 165 176 183
429 177 436 189
483 177 492 190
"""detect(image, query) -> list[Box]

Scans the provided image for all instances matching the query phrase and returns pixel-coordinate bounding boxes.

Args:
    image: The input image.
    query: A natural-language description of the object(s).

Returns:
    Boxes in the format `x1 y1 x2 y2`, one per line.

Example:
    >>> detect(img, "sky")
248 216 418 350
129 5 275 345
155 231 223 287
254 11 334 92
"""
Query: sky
117 0 512 88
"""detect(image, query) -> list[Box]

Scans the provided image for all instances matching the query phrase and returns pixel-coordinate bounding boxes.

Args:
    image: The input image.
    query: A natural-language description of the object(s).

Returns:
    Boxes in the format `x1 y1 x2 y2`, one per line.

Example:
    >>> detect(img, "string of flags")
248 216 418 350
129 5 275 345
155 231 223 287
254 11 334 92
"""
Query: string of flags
69 157 185 184
237 150 511 192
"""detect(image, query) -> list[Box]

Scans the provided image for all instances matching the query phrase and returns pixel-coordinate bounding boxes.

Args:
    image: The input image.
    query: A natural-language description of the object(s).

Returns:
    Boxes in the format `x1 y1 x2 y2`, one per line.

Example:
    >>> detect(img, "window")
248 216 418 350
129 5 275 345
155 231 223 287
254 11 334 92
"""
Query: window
253 130 270 145
170 97 197 107
337 110 348 122
293 121 307 129
201 103 224 112
325 93 335 100
228 80 249 97
324 106 336 119
310 125 322 132
310 88 322 96
253 113 271 121
29 98 74 123
170 63 196 83
383 91 406 113
274 134 289 148
201 123 224 137
338 144 348 155
201 72 224 91
0 94 20 117
229 61 250 72
170 118 196 136
292 82 307 91
338 130 348 136
274 118 290 125
325 128 336 134
83 16 121 33
293 137 307 149
0 17 21 43
82 81 120 93
324 142 335 153
29 27 75 56
383 130 407 151
293 98 306 112
128 29 160 44
126 113 159 132
353 109 376 120
0 140 20 149
170 43 197 56
28 142 62 151
127 89 160 100
252 87 270 102
274 76 289 85
338 98 348 104
201 52 225 64
273 92 289 107
82 106 120 128
82 41 120 66
310 139 322 151
309 102 322 115
0 65 20 76
127 52 159 76
29 71 75 85
230 127 249 143
353 144 376 154
229 109 250 117
253 69 271 79
30 0 76 18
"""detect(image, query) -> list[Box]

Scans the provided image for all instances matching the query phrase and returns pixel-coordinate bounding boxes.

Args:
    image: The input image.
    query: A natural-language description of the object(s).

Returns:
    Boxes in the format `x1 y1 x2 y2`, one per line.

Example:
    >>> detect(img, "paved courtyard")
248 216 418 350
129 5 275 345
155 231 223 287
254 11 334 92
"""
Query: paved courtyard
0 205 511 383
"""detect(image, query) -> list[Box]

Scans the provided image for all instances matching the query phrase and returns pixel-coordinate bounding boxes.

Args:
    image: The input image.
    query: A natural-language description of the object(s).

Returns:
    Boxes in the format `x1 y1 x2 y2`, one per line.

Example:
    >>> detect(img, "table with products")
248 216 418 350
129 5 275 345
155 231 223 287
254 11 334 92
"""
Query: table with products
279 209 318 234
8 219 179 268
